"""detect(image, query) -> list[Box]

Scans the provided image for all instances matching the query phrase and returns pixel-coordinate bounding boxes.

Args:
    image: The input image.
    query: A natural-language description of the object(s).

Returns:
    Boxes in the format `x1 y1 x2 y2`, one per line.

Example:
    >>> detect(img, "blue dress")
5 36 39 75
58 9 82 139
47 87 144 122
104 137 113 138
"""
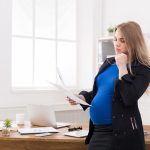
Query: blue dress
90 63 118 125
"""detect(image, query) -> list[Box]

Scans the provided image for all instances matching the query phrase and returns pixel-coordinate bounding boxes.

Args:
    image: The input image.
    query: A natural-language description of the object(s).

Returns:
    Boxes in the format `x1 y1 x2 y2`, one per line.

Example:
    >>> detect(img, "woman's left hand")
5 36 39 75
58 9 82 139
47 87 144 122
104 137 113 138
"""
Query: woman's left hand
115 53 128 68
115 53 128 79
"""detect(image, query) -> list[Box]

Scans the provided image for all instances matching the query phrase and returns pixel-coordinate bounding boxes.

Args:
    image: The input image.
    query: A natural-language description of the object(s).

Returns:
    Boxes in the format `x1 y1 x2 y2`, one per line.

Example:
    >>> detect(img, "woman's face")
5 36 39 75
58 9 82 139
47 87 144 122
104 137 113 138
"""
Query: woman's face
113 29 128 55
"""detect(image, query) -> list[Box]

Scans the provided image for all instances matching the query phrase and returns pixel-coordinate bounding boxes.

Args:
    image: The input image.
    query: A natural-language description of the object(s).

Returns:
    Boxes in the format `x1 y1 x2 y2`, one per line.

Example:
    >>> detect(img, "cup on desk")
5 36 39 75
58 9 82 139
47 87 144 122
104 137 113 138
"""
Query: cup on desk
16 113 25 125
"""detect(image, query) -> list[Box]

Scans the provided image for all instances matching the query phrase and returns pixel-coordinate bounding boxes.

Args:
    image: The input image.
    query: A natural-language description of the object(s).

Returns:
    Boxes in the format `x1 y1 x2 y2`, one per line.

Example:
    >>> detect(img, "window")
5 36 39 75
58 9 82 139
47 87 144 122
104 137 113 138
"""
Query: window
12 0 77 89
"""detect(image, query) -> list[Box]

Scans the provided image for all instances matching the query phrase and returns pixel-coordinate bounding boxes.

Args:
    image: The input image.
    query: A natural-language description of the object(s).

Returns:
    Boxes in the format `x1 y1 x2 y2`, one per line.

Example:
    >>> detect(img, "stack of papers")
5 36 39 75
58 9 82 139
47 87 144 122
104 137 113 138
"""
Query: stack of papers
18 127 59 135
64 130 88 138
48 67 91 107
48 81 91 107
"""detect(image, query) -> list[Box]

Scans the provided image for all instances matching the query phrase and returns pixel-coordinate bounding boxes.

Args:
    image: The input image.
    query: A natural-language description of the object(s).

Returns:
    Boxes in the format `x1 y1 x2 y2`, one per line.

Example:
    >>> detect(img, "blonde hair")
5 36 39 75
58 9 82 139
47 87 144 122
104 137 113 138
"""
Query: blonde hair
115 21 150 73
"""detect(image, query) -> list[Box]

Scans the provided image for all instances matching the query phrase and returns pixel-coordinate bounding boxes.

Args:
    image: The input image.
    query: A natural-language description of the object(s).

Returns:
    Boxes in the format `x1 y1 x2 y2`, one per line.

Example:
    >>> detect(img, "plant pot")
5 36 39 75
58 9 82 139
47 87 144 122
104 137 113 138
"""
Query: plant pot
2 128 11 136
107 32 114 36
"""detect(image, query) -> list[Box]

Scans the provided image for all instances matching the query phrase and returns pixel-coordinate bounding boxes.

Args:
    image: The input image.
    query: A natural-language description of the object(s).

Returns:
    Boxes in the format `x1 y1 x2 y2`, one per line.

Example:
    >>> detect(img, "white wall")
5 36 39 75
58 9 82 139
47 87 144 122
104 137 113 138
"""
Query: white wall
102 0 150 35
139 93 150 125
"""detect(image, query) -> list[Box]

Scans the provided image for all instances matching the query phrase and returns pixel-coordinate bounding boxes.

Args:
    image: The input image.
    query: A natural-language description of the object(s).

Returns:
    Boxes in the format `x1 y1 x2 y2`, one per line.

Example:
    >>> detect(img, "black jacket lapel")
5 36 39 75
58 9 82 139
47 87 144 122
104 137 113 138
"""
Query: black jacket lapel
98 57 115 74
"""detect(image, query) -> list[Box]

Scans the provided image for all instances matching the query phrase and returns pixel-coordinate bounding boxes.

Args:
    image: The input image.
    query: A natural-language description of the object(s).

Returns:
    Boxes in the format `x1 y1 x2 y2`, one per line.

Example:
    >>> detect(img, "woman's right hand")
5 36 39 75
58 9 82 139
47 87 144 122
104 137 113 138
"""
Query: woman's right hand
66 95 86 105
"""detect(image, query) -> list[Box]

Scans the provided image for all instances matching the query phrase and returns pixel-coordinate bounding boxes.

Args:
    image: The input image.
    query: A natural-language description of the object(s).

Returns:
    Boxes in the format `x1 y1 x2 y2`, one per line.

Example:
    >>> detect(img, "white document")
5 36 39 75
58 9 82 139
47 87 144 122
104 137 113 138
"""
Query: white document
64 130 88 138
48 81 91 107
18 127 59 135
56 67 65 85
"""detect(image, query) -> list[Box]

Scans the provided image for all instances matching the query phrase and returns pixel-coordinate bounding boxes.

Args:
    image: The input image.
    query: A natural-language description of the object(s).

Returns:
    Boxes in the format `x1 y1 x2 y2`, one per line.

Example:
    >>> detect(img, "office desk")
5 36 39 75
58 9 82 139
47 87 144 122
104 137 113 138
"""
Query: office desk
0 124 150 150
0 122 87 150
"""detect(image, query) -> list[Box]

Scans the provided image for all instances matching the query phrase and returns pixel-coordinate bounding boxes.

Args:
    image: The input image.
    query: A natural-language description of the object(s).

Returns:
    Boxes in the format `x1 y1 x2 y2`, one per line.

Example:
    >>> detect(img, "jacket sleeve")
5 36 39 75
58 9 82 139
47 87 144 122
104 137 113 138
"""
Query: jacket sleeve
116 65 150 106
78 90 93 110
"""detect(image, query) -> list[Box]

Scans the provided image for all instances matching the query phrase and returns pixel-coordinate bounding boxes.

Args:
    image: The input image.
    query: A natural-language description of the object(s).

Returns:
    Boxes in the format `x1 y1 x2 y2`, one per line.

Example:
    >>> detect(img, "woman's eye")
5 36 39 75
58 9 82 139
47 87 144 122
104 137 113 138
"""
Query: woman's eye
120 39 125 43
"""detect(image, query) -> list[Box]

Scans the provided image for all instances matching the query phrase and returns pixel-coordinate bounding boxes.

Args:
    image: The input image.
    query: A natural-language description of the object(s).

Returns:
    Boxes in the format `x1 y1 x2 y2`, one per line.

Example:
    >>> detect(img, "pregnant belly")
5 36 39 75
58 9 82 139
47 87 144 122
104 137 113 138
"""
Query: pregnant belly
89 93 112 124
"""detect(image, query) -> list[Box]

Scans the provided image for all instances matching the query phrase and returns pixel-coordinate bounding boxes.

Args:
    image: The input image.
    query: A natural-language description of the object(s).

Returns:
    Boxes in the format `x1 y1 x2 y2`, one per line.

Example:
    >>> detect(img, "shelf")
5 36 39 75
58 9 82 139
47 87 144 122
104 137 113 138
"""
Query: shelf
98 36 113 42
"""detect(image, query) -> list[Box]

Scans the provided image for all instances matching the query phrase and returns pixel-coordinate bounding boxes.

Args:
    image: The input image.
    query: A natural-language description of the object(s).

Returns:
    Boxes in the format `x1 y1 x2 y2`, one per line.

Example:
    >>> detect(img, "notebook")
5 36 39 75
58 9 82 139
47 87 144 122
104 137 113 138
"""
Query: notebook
18 127 58 135
64 130 88 138
27 104 70 128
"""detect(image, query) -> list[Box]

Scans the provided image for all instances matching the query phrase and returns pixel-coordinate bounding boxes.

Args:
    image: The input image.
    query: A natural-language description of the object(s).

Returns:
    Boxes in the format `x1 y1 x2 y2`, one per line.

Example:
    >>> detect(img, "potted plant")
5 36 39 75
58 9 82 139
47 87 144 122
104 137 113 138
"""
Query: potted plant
2 118 12 136
107 26 114 36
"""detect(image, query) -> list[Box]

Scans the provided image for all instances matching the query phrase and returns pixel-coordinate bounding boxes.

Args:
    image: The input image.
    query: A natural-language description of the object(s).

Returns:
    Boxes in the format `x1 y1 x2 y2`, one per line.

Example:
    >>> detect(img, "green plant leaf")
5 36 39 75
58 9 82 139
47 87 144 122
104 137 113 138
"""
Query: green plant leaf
107 26 114 33
3 118 12 128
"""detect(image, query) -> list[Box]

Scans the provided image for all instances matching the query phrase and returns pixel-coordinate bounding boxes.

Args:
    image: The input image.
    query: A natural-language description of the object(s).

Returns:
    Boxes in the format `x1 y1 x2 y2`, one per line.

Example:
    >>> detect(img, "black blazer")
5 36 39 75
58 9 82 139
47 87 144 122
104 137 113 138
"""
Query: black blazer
80 57 150 150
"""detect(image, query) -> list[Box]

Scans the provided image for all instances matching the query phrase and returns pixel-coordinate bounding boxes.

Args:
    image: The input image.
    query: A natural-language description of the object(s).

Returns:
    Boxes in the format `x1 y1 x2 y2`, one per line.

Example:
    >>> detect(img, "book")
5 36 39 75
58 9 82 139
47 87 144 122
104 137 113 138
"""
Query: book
64 130 88 138
18 127 59 135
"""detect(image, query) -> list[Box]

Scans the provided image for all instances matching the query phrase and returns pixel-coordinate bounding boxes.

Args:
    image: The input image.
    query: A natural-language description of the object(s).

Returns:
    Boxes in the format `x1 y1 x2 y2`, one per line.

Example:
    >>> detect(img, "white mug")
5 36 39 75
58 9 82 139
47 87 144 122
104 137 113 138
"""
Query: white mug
16 113 25 125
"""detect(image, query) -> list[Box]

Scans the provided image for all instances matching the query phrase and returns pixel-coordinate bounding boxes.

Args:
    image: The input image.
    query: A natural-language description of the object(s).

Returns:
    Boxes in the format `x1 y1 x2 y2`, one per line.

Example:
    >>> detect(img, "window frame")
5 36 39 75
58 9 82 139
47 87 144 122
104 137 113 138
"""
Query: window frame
12 0 78 91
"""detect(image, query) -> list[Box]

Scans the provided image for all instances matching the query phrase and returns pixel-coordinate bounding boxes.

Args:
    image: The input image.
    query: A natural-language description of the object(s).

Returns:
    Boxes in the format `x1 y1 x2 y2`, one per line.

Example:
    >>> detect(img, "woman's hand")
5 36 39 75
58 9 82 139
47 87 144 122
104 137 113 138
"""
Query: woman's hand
115 53 128 68
115 53 128 79
66 95 86 105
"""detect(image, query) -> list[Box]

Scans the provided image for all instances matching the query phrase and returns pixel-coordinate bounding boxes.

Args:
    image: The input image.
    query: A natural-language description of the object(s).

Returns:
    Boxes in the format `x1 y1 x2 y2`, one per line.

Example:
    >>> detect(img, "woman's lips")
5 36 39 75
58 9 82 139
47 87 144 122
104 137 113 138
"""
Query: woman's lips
115 48 122 54
116 48 121 52
116 48 121 51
